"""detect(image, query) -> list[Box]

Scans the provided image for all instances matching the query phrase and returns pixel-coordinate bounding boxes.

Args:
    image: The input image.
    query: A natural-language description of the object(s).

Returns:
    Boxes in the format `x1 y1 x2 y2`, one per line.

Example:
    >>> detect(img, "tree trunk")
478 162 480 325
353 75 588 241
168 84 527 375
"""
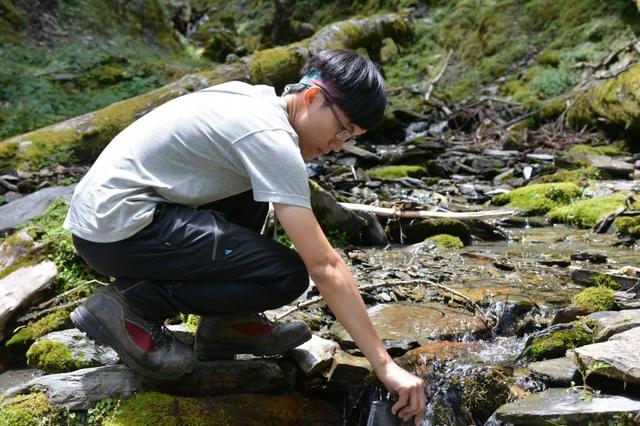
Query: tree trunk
0 13 412 173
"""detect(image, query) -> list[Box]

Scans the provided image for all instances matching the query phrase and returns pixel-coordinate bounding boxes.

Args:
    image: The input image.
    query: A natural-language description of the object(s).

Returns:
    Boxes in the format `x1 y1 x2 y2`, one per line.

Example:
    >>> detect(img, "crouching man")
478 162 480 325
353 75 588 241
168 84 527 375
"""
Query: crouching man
64 49 425 424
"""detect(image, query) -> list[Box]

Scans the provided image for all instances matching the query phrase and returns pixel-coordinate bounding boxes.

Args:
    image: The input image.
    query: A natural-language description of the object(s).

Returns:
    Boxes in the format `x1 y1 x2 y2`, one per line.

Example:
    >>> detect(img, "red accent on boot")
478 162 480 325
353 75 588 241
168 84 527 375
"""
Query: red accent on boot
125 320 155 352
231 322 273 337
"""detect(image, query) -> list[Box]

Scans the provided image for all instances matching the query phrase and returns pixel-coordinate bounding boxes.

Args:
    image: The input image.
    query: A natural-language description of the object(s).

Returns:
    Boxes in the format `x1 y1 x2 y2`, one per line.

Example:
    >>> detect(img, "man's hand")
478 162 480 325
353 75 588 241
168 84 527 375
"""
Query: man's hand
378 361 426 424
273 203 426 424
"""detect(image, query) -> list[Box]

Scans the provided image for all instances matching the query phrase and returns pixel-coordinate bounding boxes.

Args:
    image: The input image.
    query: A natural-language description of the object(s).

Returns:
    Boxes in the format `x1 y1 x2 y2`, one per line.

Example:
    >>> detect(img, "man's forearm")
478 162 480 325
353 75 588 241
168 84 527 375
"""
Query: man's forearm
311 259 393 372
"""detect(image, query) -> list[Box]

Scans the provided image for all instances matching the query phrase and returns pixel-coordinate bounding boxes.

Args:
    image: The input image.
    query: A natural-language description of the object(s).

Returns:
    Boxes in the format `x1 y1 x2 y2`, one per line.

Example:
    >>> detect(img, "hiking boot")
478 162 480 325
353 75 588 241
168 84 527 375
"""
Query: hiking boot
194 313 312 360
70 285 197 380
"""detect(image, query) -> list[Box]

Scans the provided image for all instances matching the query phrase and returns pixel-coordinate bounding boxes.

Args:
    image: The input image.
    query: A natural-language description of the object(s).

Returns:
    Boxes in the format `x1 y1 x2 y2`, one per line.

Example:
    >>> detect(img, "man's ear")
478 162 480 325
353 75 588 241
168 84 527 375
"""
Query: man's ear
302 86 322 107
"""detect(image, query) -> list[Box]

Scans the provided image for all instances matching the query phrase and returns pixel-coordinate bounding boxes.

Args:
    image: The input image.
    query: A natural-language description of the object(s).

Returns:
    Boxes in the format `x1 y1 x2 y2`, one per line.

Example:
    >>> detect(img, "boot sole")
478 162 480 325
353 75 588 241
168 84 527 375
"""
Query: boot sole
196 327 312 361
71 305 189 380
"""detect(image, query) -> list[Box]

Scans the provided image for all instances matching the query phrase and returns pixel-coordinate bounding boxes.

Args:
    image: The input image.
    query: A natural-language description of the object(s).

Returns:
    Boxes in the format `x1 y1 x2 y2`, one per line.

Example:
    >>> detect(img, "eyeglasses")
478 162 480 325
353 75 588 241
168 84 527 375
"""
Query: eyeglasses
315 86 357 148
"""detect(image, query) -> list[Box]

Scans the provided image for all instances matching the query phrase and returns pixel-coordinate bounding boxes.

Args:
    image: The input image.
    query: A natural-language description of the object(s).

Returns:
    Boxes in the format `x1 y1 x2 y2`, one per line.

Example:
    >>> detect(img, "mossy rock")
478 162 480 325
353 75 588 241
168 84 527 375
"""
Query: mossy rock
388 218 471 244
425 234 464 250
0 392 58 426
590 273 621 290
5 309 72 349
538 167 601 183
571 286 617 313
463 370 511 423
614 215 640 237
568 144 627 157
523 323 593 361
568 64 640 142
365 165 427 179
26 339 92 374
547 193 627 228
103 392 227 426
492 182 581 215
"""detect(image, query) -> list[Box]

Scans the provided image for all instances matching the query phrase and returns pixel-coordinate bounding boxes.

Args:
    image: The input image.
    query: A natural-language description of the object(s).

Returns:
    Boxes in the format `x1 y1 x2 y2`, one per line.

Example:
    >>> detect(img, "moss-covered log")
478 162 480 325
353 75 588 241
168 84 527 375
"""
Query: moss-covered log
0 13 413 173
567 64 640 142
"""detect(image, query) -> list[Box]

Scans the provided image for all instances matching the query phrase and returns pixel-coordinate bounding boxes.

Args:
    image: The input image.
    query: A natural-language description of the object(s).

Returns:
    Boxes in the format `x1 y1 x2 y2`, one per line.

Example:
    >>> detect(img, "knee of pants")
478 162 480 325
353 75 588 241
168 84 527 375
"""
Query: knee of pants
274 256 309 306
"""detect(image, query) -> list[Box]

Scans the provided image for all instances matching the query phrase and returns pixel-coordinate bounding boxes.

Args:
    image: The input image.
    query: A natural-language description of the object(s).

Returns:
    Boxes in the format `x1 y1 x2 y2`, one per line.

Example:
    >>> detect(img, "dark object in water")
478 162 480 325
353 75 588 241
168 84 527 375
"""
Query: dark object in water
366 400 415 426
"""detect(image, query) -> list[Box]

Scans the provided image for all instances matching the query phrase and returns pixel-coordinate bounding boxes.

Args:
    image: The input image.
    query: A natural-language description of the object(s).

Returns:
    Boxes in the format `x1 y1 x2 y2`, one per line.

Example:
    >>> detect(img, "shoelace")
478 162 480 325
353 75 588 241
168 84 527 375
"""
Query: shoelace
145 320 175 352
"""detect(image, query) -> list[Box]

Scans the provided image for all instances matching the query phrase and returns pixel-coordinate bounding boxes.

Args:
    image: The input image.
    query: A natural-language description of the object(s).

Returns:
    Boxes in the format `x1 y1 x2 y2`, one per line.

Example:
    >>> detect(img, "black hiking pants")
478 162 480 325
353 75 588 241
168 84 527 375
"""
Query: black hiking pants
72 191 309 320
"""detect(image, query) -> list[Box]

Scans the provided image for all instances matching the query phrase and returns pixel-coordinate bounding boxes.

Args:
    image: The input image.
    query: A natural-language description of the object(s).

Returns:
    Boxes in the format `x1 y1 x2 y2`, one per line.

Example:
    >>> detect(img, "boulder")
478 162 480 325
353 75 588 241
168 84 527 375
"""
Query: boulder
290 334 339 376
568 326 640 385
586 155 634 178
0 231 41 272
0 185 75 233
0 261 57 339
495 388 640 425
587 309 640 342
326 351 372 384
527 357 579 386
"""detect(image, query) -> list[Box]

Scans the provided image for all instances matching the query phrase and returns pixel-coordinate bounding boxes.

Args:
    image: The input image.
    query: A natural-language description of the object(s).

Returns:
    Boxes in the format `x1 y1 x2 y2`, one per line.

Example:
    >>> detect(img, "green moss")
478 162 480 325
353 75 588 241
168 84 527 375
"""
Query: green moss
26 339 91 373
365 165 427 179
104 392 228 426
492 182 581 215
0 0 27 31
547 193 627 228
249 46 305 91
590 274 621 291
571 286 617 313
0 392 57 426
404 219 471 244
181 314 200 333
538 167 601 183
425 234 464 249
5 309 71 348
614 215 640 237
463 371 510 423
524 324 593 360
568 144 627 156
0 141 19 172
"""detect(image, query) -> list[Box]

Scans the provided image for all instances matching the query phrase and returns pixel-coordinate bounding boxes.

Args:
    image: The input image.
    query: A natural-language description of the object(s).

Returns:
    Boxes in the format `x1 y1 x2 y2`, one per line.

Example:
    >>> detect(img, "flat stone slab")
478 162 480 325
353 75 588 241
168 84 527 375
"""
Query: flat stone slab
0 261 57 339
0 369 43 396
329 303 486 347
4 359 290 410
527 357 579 386
327 351 372 384
290 334 339 376
568 326 640 385
495 388 640 425
587 309 640 342
0 185 75 233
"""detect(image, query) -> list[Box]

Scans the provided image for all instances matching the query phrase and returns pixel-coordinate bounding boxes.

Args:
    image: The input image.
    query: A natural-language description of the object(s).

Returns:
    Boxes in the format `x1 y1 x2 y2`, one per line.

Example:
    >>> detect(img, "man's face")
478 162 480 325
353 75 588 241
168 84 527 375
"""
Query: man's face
297 87 366 161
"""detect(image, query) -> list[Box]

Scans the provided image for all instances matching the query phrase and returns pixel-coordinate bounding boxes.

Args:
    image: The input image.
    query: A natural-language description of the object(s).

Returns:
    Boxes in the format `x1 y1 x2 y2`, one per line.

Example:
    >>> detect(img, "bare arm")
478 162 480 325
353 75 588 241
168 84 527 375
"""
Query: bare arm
274 203 425 424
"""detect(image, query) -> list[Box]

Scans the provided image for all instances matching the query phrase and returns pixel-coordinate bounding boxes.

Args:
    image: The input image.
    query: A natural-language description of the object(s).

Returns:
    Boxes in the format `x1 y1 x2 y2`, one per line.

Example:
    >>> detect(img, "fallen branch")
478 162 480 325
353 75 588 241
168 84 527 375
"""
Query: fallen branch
339 202 515 220
16 298 85 324
274 278 491 328
425 50 452 102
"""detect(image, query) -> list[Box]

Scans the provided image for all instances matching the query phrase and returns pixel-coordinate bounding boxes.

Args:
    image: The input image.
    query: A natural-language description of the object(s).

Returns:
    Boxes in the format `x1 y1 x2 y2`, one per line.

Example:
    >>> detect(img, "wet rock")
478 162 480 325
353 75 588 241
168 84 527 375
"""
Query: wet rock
527 357 579 386
290 334 339 376
0 261 57 339
570 252 607 263
571 269 640 291
398 341 486 375
329 303 486 348
537 259 571 268
327 351 372 384
525 153 554 163
26 328 119 373
551 306 591 325
568 326 640 385
392 219 471 245
522 322 592 361
495 387 640 425
587 310 640 342
0 185 75 234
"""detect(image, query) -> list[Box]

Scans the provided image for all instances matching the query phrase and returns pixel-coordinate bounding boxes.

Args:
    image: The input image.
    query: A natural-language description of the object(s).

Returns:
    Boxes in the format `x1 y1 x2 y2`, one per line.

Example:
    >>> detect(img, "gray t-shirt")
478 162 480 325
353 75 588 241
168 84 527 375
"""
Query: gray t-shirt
63 81 310 243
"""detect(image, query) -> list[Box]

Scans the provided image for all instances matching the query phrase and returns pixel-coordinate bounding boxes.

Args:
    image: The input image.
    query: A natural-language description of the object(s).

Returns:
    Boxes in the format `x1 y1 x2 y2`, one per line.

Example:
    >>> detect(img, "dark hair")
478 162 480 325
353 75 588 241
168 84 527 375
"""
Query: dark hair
285 49 387 130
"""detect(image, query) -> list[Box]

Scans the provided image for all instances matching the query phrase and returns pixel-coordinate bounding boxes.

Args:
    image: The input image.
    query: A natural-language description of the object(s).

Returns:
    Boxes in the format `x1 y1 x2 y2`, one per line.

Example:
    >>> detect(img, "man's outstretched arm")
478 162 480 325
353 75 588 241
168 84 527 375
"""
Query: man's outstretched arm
274 203 425 424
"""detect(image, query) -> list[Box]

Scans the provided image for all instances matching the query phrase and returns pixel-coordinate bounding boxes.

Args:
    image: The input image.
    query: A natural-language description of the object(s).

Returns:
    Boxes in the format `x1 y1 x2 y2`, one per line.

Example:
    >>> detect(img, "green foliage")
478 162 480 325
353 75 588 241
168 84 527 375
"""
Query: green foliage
425 234 464 249
327 229 350 247
87 398 121 425
103 391 228 426
492 182 581 215
180 314 200 333
0 392 58 426
26 339 91 373
527 66 577 98
571 286 617 313
547 193 628 228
